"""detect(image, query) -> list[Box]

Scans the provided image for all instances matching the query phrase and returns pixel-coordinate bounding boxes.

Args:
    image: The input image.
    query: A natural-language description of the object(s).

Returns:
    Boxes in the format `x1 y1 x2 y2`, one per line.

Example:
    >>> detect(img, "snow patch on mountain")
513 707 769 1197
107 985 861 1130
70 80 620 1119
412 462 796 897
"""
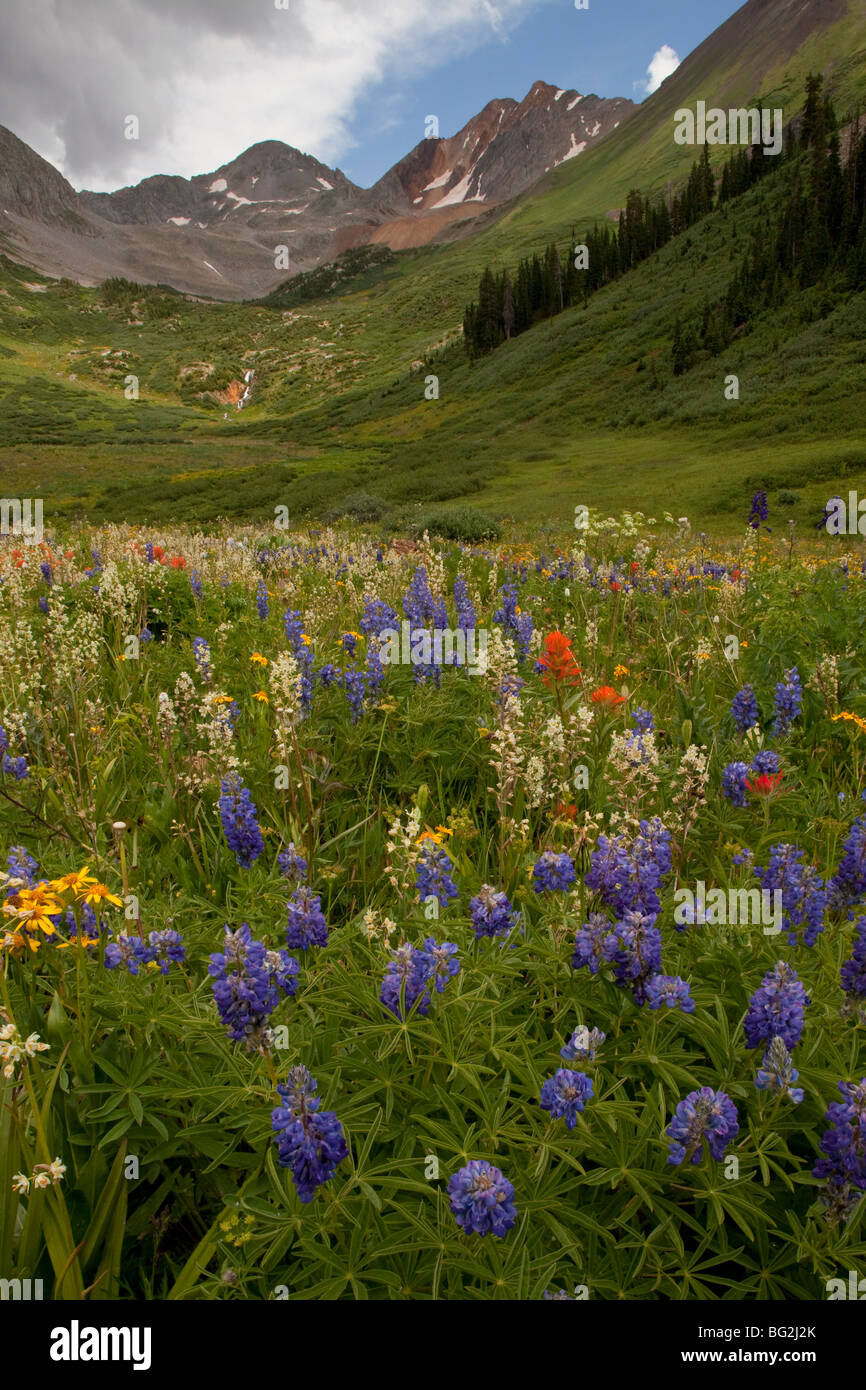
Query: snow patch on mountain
209 178 228 194
556 134 587 164
423 170 452 192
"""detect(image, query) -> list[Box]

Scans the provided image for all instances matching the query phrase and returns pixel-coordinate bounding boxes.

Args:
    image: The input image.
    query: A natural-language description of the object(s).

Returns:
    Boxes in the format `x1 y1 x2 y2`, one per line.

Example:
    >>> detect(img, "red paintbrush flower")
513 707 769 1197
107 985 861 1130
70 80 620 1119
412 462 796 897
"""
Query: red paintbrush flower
538 631 582 687
590 685 625 708
169 556 187 569
746 771 784 798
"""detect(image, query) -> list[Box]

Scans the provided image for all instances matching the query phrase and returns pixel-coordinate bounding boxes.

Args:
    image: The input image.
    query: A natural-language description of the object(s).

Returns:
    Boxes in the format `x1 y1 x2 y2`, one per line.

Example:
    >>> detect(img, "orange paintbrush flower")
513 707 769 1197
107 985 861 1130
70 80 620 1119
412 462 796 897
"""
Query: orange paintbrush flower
746 771 784 799
590 685 625 708
538 631 582 687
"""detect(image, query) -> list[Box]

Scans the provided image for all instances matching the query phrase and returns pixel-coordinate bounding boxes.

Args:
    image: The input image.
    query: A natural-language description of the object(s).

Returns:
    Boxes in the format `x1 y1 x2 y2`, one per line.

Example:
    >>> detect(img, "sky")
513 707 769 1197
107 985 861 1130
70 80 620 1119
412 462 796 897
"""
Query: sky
0 0 747 193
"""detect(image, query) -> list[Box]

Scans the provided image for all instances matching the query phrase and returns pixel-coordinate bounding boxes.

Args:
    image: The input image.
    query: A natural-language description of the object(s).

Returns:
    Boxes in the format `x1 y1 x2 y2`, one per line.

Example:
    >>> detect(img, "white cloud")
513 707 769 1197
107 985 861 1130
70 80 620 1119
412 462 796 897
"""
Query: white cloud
638 44 681 97
0 0 546 191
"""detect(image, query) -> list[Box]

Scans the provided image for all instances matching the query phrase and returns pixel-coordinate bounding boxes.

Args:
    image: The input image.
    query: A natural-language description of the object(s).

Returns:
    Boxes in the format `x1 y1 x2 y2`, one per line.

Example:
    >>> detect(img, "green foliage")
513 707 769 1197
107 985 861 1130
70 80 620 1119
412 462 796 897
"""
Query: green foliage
2 517 866 1298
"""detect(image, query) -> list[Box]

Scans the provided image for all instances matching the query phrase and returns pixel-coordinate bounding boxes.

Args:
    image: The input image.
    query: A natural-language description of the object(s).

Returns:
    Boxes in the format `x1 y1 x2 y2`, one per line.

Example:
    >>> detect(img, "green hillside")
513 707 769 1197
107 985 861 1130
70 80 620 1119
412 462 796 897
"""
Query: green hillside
1 0 866 532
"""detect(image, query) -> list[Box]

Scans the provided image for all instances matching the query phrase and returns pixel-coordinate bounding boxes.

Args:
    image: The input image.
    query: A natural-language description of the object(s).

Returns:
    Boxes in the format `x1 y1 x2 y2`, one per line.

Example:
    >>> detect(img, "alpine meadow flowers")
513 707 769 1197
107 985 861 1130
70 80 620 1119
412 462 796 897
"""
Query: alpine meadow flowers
2 511 865 1301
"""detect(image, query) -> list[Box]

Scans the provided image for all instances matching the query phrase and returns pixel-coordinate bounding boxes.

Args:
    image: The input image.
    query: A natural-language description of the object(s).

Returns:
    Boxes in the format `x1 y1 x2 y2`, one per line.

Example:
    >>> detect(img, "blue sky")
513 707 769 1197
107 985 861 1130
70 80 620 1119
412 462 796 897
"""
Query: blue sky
3 0 747 191
342 0 746 185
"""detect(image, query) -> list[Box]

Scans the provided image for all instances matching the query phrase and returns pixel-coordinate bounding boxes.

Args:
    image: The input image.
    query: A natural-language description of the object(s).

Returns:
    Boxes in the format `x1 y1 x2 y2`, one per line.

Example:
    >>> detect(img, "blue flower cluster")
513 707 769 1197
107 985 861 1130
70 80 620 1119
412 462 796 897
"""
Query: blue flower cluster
192 636 212 682
286 886 329 951
190 570 203 599
753 843 826 947
540 1069 594 1129
841 919 866 999
468 885 520 939
829 810 866 916
416 842 459 908
813 1078 866 1221
271 1064 348 1204
256 579 268 619
105 929 186 976
6 844 39 888
379 937 460 1019
755 1036 804 1104
494 582 533 660
561 1025 606 1062
771 667 802 738
744 960 809 1050
0 726 27 780
532 850 576 893
721 760 750 807
219 774 265 869
666 1087 740 1165
277 843 308 882
209 923 299 1050
731 684 759 732
447 1160 517 1237
585 818 671 918
646 974 695 1013
631 707 655 734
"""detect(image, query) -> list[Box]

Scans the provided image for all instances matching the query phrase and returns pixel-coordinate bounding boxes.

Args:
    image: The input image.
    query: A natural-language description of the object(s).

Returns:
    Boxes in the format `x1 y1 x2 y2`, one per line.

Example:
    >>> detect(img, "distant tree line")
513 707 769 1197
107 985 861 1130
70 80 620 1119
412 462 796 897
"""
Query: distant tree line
462 75 865 370
673 75 866 373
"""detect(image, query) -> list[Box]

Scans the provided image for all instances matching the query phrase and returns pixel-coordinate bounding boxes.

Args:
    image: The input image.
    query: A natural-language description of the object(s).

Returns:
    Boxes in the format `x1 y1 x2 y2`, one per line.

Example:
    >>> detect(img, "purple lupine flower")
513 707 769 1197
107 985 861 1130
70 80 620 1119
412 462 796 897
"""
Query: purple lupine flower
572 913 612 976
105 934 151 975
219 773 265 869
271 1064 348 1203
277 843 307 882
193 637 212 683
286 885 328 951
447 1160 517 1237
813 1078 866 1222
631 707 655 734
540 1069 594 1129
744 960 809 1050
190 570 203 599
416 842 459 908
6 845 40 889
561 1025 606 1063
753 843 826 946
256 579 268 619
841 919 866 999
469 885 520 939
585 818 671 918
828 814 866 917
379 941 434 1019
721 761 750 807
755 1036 804 1104
751 749 781 778
646 974 695 1013
360 597 400 640
731 685 759 732
365 639 385 700
601 909 663 1005
771 667 802 738
532 850 576 894
343 663 366 723
747 490 769 531
666 1087 739 1165
422 937 460 993
454 574 477 631
208 923 297 1050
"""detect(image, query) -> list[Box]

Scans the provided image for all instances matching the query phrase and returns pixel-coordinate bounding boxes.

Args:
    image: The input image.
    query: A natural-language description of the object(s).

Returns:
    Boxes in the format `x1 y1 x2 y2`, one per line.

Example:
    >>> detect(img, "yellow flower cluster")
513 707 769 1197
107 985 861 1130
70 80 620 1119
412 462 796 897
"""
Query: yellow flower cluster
833 711 866 735
1 867 122 954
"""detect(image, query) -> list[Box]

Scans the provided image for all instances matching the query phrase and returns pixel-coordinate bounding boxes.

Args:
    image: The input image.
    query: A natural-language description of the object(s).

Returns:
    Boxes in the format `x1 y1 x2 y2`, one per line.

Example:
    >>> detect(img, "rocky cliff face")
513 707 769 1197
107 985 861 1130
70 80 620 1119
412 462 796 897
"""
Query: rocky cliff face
0 81 636 298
